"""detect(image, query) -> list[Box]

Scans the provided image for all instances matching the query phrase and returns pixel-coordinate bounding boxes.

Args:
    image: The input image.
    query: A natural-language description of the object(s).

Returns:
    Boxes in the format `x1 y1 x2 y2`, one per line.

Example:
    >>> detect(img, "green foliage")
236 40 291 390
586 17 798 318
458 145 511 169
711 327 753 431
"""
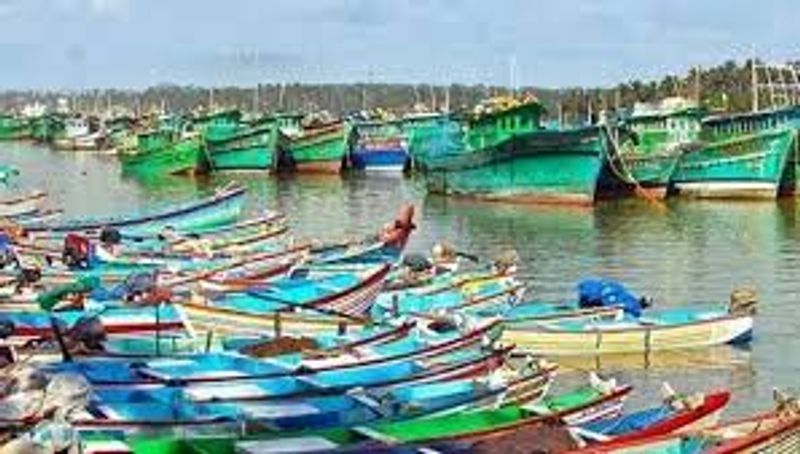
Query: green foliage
0 59 761 120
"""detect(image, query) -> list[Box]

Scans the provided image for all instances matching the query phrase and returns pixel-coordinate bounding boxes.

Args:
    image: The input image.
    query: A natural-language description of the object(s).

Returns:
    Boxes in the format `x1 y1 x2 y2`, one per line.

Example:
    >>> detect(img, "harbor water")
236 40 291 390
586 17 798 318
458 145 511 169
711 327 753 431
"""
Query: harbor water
3 141 797 417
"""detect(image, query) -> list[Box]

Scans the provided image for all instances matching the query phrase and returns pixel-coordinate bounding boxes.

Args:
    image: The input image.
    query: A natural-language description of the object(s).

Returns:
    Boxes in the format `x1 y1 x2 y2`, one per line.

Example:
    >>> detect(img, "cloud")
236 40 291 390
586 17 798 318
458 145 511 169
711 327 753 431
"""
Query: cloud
88 0 129 18
0 0 17 17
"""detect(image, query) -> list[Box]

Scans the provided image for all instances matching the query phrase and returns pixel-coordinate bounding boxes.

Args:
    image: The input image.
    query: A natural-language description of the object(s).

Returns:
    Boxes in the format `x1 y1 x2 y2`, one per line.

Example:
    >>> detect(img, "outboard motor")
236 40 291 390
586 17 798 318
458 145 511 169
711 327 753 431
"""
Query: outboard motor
62 234 93 270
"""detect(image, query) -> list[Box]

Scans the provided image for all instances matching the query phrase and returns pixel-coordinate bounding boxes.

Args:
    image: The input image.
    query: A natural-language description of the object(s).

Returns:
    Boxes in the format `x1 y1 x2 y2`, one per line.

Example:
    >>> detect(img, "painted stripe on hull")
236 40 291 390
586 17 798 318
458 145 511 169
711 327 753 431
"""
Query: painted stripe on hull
294 160 342 174
434 190 596 206
674 181 778 199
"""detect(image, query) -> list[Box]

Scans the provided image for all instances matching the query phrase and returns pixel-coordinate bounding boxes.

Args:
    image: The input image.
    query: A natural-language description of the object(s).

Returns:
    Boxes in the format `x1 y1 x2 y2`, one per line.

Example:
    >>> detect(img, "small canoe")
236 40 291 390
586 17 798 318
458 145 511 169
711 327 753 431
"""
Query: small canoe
43 346 511 405
178 264 392 337
371 274 524 321
0 190 47 217
22 184 246 235
0 365 551 435
572 399 800 453
1 304 186 345
136 381 632 454
501 303 755 356
573 389 730 450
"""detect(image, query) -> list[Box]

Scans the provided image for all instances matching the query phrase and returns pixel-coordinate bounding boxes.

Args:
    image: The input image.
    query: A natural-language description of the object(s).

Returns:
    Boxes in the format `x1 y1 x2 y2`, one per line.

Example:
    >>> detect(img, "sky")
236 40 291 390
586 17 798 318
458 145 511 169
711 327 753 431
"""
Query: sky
0 0 798 90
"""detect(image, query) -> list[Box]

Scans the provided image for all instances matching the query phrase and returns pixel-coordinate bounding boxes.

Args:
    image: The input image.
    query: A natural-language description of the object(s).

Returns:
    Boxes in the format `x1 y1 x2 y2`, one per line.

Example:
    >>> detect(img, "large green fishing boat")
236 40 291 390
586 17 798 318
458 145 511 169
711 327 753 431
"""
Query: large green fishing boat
402 112 461 171
278 119 348 173
120 128 204 177
195 110 242 141
672 107 800 199
425 98 628 205
30 113 65 143
0 114 31 140
204 112 278 171
617 98 703 198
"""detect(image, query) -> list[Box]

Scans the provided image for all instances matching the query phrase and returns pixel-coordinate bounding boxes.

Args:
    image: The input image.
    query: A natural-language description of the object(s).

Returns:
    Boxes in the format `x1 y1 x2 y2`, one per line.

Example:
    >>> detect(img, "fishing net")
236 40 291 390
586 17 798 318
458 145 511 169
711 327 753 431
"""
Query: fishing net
0 367 48 420
39 374 91 420
0 421 81 454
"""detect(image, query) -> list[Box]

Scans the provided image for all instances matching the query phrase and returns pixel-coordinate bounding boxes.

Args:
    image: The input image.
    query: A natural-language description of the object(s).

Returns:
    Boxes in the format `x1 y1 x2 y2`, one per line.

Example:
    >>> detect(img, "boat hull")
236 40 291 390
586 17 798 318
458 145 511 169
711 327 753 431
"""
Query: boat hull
206 127 275 171
672 127 796 199
208 146 273 171
24 185 246 235
281 125 347 174
502 314 753 356
349 148 409 173
425 126 614 205
618 152 682 199
121 136 203 177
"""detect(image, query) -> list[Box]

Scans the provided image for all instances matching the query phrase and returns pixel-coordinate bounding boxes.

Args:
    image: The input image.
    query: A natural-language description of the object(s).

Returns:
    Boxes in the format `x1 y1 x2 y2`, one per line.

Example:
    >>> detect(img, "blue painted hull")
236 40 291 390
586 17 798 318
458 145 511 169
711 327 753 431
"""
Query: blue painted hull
350 148 409 172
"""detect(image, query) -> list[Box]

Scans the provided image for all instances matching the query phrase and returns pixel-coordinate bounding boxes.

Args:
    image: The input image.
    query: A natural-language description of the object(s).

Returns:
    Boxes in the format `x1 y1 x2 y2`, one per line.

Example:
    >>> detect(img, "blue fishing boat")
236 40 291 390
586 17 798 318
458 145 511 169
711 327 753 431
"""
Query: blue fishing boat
0 365 551 435
574 389 730 449
22 184 246 235
348 120 410 173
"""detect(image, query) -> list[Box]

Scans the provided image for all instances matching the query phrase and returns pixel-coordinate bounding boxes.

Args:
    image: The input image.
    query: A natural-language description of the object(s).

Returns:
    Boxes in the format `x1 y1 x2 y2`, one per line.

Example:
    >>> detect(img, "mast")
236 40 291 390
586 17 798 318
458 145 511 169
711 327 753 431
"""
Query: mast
694 66 701 103
509 54 517 97
252 84 260 113
751 57 759 112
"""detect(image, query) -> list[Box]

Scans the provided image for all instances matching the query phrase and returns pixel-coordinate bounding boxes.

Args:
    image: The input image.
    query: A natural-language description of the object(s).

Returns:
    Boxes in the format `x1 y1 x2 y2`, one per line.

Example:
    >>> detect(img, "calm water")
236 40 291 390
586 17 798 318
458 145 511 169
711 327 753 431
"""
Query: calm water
3 141 799 417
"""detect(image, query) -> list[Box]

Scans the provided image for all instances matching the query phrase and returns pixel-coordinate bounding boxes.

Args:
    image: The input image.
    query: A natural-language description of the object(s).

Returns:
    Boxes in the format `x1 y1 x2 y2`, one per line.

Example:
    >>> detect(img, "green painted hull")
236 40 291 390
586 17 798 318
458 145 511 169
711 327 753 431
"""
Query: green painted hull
206 127 275 171
31 118 64 143
120 386 606 454
283 126 347 173
618 150 684 197
672 127 796 199
121 136 204 177
0 117 31 140
426 126 618 205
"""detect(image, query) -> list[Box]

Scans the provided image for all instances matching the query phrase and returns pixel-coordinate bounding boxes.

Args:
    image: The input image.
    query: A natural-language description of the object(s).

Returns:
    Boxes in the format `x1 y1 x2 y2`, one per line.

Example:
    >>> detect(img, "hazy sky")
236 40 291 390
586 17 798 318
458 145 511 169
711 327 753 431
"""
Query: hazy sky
1 0 797 89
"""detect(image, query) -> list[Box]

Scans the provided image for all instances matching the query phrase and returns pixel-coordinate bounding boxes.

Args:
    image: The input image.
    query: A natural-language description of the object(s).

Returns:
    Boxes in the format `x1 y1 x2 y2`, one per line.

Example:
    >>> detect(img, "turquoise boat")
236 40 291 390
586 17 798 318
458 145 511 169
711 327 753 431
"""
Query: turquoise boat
0 114 31 140
402 112 462 171
6 349 547 435
672 107 800 199
22 184 245 235
121 128 204 177
617 98 703 198
425 98 629 204
205 121 278 171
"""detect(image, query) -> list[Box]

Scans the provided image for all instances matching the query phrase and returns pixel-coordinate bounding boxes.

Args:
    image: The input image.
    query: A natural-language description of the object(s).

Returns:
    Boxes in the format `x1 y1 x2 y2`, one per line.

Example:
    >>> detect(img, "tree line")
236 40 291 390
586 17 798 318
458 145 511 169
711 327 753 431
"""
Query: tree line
0 59 785 120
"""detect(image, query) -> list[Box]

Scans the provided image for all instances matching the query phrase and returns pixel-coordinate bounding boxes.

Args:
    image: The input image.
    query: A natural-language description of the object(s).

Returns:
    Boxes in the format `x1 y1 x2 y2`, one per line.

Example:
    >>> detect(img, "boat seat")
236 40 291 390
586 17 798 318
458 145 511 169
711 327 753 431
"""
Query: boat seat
184 383 266 402
295 375 331 390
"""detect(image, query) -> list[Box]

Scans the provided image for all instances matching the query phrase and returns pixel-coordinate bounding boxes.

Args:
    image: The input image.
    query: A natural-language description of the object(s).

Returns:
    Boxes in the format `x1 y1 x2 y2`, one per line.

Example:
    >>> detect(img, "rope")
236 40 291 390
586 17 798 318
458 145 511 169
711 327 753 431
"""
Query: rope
602 125 668 213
